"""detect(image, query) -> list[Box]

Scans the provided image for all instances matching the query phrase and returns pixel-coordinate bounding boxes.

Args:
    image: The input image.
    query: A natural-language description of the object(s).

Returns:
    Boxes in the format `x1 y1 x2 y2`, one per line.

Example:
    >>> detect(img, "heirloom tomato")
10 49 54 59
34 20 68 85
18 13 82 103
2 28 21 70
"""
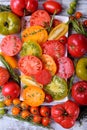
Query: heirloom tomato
51 100 80 128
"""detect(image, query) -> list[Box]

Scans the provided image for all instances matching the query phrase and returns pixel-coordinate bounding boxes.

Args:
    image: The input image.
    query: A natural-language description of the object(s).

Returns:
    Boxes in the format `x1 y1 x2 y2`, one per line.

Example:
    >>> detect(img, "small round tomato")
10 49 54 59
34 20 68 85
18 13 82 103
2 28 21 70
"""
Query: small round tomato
4 98 12 106
0 66 10 86
30 106 39 115
34 69 52 85
40 106 50 117
83 19 87 27
41 40 65 60
20 101 29 109
75 12 83 19
72 81 87 105
30 10 51 27
2 81 20 99
33 115 42 123
13 98 21 106
18 55 43 76
21 110 30 119
58 36 67 45
0 109 5 116
52 18 61 27
42 117 50 126
43 1 62 14
12 107 20 116
56 57 74 79
45 93 53 103
0 101 5 108
1 35 22 56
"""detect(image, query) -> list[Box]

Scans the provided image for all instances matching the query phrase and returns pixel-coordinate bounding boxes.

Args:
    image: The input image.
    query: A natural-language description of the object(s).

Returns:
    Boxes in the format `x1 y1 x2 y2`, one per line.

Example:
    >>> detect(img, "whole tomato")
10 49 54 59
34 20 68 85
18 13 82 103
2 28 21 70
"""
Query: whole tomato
43 1 62 14
10 0 38 16
51 100 80 129
40 106 50 117
68 34 87 58
71 81 87 105
2 81 20 99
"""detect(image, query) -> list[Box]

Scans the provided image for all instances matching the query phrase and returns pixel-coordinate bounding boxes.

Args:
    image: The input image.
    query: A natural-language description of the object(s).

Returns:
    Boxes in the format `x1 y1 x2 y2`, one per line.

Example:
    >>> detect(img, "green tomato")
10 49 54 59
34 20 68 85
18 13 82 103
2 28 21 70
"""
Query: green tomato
0 11 21 35
0 101 5 108
70 1 76 9
20 40 42 57
0 109 5 115
44 75 68 100
76 57 87 81
67 8 74 15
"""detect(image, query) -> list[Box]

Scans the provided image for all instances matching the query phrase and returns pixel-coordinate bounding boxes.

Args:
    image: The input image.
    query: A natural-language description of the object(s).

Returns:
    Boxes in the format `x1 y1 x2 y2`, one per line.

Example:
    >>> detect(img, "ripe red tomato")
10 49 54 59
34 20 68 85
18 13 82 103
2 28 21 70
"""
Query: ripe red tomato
40 106 50 117
45 93 53 103
0 67 10 86
56 57 74 79
2 81 20 99
18 55 43 76
58 35 67 45
10 0 38 16
41 40 65 60
83 19 87 27
30 106 39 115
51 100 80 128
1 35 22 56
42 117 50 126
30 10 51 27
43 1 62 14
68 34 87 58
52 18 62 27
34 69 52 85
71 81 87 105
33 115 41 123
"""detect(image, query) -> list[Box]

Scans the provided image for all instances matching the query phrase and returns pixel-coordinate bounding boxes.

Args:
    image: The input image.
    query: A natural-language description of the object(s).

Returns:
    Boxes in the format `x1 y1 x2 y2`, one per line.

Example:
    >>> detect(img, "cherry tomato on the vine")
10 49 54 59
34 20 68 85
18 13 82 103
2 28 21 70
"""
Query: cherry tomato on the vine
58 35 67 45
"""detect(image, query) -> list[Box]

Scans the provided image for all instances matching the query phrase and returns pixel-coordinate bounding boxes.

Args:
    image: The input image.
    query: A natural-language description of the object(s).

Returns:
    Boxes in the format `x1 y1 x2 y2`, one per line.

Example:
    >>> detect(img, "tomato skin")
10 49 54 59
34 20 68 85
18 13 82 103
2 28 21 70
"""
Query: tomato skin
40 106 50 117
43 1 62 14
72 81 87 105
51 100 80 128
33 115 42 123
68 34 87 58
2 81 20 99
30 106 39 115
58 36 67 45
45 93 53 103
0 67 10 86
42 117 50 126
83 19 87 27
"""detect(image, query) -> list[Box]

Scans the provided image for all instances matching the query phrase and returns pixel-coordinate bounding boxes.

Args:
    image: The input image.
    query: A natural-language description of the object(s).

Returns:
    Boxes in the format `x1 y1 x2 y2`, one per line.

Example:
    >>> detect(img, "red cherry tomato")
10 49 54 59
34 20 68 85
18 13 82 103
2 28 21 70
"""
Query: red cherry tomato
2 81 20 99
1 35 22 56
58 36 67 45
83 19 87 27
30 106 39 115
33 115 42 123
72 81 87 105
75 12 82 19
18 55 43 76
42 117 50 126
30 10 51 27
45 93 53 103
40 106 50 117
43 1 62 14
52 18 62 27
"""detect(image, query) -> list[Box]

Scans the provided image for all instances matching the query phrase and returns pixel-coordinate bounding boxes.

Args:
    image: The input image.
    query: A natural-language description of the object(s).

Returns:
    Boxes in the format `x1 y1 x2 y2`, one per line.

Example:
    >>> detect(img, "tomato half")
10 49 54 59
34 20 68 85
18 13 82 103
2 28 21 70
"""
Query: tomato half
56 57 74 79
41 40 65 60
30 10 51 27
1 35 22 56
18 55 43 76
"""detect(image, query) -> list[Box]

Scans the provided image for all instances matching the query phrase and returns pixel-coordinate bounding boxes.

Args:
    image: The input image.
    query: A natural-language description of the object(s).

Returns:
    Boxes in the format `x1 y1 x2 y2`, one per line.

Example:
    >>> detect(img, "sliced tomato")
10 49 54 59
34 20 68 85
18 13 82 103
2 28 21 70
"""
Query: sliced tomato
41 54 57 76
30 10 51 27
56 57 74 79
34 69 52 85
18 55 43 76
1 35 22 56
41 40 65 60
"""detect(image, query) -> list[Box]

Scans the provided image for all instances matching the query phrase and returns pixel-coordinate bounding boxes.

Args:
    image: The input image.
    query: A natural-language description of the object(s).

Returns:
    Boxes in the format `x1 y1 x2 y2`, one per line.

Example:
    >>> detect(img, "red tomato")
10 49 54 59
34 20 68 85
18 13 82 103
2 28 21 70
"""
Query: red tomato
30 106 39 115
83 19 87 27
52 18 62 27
18 55 43 76
2 81 20 99
68 34 87 58
40 106 50 117
51 100 80 128
58 35 67 45
0 67 10 86
42 117 50 126
56 57 74 79
33 115 42 123
30 10 51 27
34 69 52 85
45 93 53 103
10 0 38 16
41 40 65 60
43 1 62 14
72 81 87 105
1 35 22 56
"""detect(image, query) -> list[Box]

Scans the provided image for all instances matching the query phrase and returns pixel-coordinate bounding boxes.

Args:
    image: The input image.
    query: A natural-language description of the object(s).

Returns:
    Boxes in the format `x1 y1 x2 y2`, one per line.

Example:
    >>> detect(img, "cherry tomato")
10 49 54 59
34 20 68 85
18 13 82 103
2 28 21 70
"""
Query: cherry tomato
52 18 61 27
58 35 67 45
21 110 30 119
0 109 6 116
1 35 22 56
18 55 43 76
43 1 62 14
12 107 20 116
30 106 39 115
4 98 12 106
83 19 87 27
33 115 42 123
0 101 5 108
20 101 29 109
41 40 65 60
42 117 50 126
34 69 52 85
45 93 53 103
40 106 50 117
56 57 74 79
0 66 10 86
13 98 21 106
30 10 51 27
75 12 82 19
2 81 20 99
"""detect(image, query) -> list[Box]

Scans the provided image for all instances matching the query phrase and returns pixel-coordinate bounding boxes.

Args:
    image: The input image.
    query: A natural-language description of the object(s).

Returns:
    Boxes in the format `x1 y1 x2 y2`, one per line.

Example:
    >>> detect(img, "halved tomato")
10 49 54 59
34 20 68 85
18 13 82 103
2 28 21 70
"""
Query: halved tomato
18 55 43 76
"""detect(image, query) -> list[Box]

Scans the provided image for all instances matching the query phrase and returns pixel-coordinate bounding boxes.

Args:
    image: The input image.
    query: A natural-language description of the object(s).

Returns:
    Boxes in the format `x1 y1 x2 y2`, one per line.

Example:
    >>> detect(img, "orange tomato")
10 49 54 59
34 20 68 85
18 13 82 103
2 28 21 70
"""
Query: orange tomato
4 98 12 106
20 101 29 110
75 12 82 19
12 107 20 116
21 110 30 119
13 98 21 106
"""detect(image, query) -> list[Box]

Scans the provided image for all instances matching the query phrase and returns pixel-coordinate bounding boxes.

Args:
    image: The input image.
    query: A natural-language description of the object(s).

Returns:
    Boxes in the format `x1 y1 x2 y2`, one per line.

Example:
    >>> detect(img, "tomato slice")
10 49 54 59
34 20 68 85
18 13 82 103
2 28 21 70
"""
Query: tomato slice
1 35 22 56
41 40 65 60
56 57 74 79
34 69 52 85
41 54 57 76
18 55 43 76
30 10 51 27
